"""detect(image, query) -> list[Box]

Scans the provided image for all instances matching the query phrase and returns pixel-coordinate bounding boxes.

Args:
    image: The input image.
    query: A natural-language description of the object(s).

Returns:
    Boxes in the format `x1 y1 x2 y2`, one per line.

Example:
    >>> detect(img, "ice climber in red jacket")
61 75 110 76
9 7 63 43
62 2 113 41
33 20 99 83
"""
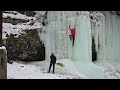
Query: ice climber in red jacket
69 25 76 46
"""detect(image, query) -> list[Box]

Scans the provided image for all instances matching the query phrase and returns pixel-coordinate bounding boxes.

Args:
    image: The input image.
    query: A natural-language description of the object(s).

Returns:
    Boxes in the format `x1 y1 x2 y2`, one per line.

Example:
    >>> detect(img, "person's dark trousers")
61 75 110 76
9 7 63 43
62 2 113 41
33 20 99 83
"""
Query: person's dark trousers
69 35 72 41
72 36 75 46
52 63 55 74
48 63 52 73
48 63 55 74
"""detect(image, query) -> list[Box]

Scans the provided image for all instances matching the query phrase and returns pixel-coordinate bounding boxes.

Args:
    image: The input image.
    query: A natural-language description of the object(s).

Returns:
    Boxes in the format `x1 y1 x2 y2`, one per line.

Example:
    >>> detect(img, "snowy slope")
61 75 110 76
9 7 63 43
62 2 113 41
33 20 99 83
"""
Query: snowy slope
94 62 120 79
7 62 82 79
24 58 120 79
7 59 120 79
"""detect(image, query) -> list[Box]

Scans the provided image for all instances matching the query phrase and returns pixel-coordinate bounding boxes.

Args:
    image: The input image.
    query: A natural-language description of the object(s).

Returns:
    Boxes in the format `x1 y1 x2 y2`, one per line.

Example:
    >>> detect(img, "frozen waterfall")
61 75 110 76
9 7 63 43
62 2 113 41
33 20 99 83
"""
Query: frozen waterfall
36 11 120 79
37 11 92 62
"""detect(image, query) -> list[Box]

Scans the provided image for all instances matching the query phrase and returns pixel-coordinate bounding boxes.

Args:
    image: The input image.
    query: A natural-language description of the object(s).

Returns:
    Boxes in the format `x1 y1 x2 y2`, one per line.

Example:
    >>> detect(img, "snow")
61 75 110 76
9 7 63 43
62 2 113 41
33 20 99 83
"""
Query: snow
23 59 90 79
94 62 120 79
2 11 42 39
7 59 120 79
7 61 82 79
3 11 36 20
90 11 103 27
3 23 26 39
35 11 46 16
0 46 6 50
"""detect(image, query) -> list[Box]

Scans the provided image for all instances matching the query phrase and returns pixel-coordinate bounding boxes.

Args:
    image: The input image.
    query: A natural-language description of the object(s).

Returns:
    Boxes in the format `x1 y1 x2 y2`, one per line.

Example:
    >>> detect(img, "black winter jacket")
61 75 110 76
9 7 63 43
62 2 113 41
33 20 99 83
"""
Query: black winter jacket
50 55 57 64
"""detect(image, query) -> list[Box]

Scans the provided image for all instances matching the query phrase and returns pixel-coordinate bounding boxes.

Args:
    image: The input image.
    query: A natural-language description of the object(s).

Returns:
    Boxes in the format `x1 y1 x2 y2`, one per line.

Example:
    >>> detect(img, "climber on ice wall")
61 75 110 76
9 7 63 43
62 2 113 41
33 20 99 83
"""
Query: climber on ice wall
69 25 76 46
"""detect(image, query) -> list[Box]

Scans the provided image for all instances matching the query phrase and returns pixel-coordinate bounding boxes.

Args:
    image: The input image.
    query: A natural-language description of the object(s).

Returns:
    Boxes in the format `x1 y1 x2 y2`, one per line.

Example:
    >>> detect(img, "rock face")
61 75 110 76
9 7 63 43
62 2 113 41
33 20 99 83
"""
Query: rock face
2 11 45 61
6 29 45 61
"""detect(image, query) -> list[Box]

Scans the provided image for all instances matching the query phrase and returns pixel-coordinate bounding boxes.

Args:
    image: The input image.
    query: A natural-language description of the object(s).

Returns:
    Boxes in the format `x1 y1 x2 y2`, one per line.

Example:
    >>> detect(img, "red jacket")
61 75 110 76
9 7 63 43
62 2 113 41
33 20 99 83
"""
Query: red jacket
69 25 76 37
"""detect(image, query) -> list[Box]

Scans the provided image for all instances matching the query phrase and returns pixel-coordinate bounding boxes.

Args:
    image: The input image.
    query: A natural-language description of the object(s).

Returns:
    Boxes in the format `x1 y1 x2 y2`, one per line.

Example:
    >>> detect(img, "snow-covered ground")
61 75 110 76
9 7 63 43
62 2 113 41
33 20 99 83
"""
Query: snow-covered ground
7 61 81 79
7 59 120 79
94 61 120 79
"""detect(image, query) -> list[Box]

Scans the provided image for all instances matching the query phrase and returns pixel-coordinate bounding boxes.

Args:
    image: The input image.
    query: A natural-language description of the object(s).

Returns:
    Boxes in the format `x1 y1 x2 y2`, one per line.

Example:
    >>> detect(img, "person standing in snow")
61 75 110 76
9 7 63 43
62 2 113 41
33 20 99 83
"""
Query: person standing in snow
48 53 57 74
69 25 76 46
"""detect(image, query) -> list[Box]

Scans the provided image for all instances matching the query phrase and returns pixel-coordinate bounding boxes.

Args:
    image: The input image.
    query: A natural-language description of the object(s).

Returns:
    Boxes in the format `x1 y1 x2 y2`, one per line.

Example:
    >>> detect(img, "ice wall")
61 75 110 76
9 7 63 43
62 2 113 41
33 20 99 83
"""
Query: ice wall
36 11 120 63
39 11 92 62
90 11 120 73
36 11 120 78
90 11 106 61
73 12 92 62
104 11 120 63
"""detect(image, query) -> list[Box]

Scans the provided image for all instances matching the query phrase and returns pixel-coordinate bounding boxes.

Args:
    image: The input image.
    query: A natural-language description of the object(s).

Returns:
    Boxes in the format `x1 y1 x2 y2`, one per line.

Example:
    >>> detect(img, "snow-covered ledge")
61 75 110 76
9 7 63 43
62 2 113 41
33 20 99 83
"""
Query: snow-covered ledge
0 46 6 50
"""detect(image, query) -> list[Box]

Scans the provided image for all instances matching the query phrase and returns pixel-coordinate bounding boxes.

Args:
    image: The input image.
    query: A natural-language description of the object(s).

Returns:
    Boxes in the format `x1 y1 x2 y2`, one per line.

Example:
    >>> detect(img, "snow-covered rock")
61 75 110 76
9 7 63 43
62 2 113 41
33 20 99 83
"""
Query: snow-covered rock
2 11 42 39
0 46 6 50
3 11 45 61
